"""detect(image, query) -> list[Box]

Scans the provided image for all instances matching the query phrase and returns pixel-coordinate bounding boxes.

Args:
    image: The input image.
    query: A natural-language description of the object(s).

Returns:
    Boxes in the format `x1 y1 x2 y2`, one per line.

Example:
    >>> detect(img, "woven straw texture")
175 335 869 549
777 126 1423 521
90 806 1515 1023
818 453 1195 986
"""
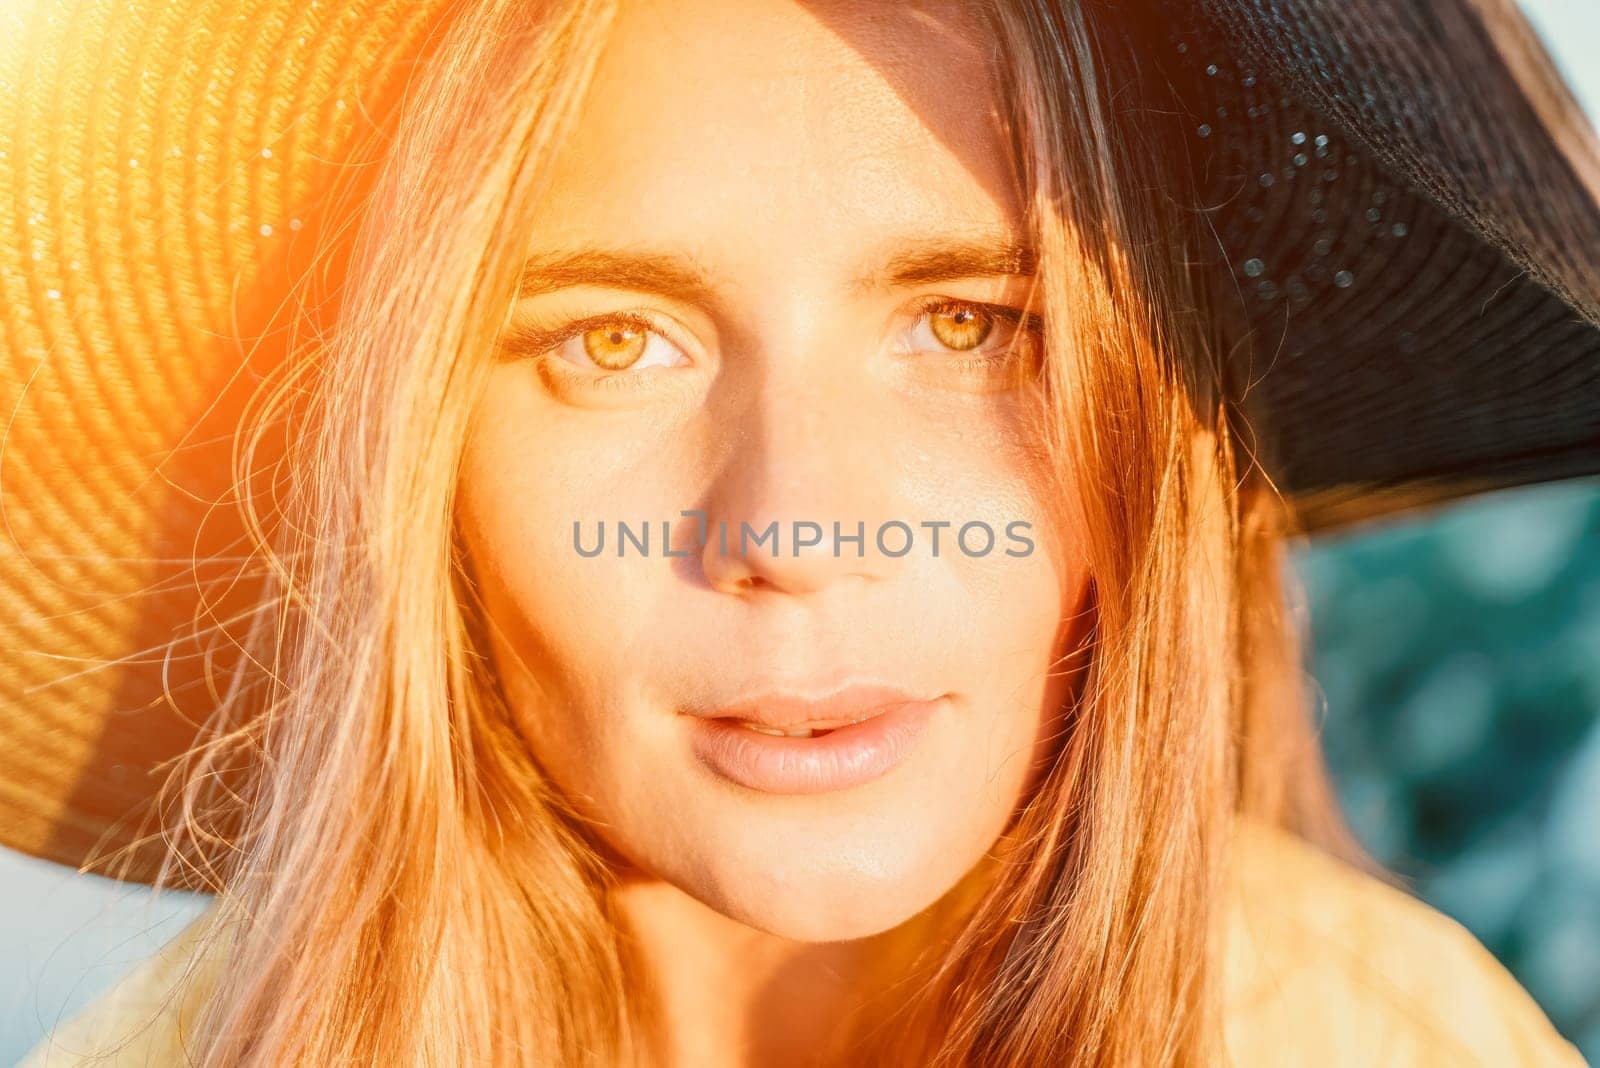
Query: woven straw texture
0 0 447 881
1121 0 1600 528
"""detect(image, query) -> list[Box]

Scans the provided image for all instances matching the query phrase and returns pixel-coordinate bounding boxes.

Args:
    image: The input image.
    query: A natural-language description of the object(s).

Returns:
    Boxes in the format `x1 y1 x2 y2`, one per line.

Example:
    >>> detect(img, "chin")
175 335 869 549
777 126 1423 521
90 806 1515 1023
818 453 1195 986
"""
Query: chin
666 805 987 942
702 873 945 943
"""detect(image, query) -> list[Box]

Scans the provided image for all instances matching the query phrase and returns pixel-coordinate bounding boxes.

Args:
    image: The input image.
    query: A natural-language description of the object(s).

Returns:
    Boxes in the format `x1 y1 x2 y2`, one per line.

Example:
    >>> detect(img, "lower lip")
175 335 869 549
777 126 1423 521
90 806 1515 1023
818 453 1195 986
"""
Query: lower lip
687 699 943 795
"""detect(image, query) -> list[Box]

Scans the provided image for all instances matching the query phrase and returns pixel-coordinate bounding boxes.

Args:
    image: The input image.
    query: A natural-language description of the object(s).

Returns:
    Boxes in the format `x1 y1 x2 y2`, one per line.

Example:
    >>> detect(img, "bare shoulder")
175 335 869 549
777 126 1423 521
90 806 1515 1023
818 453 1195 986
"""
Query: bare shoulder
1223 818 1590 1067
18 902 224 1068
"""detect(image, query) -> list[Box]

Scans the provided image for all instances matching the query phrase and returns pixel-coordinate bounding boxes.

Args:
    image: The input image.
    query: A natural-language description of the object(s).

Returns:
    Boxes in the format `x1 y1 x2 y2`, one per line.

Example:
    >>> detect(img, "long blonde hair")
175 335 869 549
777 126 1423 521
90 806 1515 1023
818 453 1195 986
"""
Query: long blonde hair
149 0 1363 1063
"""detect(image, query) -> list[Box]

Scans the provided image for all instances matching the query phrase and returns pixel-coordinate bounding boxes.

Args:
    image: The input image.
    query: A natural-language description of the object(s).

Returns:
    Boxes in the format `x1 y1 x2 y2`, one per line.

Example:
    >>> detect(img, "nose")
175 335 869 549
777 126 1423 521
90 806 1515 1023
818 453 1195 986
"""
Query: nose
698 366 912 598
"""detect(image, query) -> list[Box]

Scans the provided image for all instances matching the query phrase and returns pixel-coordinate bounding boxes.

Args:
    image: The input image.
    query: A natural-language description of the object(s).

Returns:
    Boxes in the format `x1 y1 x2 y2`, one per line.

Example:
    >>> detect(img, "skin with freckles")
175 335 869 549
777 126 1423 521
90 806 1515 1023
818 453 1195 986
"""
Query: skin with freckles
455 0 1092 1062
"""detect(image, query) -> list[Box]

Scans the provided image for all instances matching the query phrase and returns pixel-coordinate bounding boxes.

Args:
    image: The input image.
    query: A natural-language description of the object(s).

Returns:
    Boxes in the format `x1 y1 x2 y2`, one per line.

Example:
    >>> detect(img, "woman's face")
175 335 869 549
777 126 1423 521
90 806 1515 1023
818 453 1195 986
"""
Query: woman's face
457 0 1091 941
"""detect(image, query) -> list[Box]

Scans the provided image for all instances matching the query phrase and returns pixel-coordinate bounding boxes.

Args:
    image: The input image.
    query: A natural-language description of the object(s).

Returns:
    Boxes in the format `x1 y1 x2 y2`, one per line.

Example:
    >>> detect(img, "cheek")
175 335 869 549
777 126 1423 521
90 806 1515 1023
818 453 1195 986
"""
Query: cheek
904 422 1087 802
456 368 695 649
452 381 689 802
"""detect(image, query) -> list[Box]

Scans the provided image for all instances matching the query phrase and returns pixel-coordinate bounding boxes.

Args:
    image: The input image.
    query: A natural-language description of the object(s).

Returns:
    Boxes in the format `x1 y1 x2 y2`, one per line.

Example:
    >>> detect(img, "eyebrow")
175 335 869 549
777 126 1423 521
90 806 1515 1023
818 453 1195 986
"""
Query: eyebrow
875 236 1037 288
515 235 1037 303
517 250 719 303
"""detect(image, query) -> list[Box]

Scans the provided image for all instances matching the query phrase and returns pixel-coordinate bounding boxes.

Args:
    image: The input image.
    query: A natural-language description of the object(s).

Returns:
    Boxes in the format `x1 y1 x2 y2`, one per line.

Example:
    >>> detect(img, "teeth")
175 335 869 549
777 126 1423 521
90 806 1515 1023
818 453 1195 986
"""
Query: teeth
738 721 817 738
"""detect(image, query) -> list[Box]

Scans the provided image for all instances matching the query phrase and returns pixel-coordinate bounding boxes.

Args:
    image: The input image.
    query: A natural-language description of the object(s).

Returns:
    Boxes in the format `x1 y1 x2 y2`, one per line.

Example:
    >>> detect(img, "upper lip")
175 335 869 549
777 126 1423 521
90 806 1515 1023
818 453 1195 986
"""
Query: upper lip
690 681 939 730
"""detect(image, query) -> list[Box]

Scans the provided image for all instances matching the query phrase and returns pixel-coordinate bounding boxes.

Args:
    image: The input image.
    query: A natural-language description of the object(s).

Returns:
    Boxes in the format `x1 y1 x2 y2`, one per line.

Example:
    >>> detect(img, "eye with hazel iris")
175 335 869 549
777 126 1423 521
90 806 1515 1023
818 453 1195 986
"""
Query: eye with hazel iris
501 311 690 378
927 304 993 350
901 296 1040 364
565 317 689 372
581 322 650 370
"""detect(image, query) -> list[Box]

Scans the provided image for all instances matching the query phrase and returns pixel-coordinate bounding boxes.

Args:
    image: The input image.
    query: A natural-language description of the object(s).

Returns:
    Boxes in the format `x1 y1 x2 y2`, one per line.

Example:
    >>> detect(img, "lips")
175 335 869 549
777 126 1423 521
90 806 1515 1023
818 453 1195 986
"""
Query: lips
684 682 945 793
694 682 939 731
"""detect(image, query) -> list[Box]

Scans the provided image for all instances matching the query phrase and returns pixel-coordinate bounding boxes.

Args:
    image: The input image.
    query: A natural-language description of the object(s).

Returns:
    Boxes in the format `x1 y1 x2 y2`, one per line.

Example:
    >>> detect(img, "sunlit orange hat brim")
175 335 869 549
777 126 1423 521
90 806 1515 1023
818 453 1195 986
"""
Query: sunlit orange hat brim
0 0 456 883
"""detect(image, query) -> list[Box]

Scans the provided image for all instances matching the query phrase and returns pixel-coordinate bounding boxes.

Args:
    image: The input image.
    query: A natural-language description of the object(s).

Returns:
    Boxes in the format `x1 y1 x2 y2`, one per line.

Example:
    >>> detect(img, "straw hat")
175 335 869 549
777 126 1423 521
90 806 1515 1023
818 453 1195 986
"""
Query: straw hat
2 0 1597 886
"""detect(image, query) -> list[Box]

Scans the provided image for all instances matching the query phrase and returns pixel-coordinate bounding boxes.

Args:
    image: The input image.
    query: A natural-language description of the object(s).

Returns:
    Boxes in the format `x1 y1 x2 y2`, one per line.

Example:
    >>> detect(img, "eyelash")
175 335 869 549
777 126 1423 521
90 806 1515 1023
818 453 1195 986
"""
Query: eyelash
499 297 1044 390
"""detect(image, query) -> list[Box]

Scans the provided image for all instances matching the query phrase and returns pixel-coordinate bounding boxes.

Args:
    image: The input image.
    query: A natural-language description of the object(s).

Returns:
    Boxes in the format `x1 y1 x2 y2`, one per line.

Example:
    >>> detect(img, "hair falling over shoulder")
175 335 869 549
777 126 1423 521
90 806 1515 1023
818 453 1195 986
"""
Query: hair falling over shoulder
142 0 1365 1063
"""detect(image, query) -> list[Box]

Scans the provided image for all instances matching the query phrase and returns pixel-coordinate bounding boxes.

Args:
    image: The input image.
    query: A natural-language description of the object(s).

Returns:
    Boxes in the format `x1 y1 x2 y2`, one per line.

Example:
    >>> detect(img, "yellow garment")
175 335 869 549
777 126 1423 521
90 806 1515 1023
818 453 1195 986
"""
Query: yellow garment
19 820 1590 1066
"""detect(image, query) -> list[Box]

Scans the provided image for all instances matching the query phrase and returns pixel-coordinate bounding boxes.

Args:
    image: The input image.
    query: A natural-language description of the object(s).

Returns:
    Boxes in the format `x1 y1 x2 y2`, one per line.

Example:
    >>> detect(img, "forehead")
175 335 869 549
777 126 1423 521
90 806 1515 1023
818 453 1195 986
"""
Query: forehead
528 0 1023 275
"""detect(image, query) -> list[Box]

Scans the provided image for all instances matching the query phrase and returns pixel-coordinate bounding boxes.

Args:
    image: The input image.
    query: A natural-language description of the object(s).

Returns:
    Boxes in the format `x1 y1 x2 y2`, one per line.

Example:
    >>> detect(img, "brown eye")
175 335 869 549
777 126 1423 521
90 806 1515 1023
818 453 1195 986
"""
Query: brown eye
927 304 993 351
582 323 648 369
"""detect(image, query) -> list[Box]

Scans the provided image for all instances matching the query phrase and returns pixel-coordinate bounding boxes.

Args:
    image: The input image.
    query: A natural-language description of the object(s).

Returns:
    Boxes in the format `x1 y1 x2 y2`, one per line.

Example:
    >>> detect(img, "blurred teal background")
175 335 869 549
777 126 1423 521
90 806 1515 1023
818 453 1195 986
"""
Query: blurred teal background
2 1 1598 1064
1303 477 1600 1059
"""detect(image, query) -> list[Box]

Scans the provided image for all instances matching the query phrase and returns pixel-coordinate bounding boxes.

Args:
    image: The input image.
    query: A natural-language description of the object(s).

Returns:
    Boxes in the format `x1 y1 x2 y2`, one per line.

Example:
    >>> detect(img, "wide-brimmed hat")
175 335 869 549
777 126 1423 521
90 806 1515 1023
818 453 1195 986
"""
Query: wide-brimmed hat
2 0 1597 885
